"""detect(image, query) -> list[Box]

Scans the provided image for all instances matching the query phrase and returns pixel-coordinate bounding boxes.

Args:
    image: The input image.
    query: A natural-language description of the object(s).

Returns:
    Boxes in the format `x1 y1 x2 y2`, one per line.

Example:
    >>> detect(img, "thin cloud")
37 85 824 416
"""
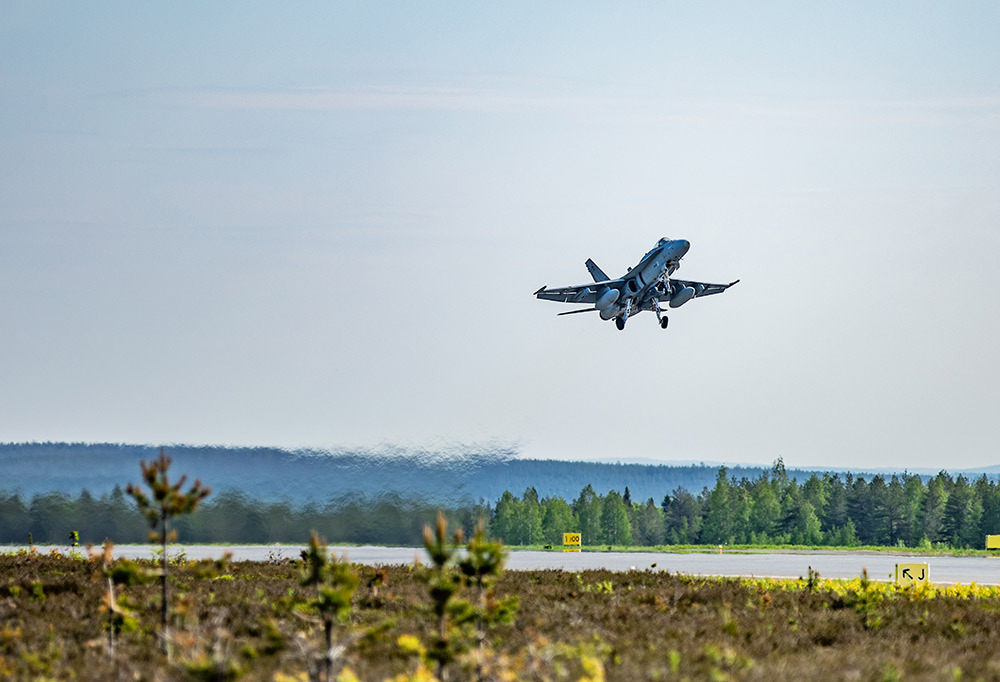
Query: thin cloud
105 85 1000 132
171 85 573 114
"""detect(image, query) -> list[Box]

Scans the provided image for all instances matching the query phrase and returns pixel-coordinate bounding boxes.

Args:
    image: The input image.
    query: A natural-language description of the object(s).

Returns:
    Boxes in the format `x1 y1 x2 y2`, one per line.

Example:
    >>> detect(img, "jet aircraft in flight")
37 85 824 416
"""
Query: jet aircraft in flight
534 238 738 330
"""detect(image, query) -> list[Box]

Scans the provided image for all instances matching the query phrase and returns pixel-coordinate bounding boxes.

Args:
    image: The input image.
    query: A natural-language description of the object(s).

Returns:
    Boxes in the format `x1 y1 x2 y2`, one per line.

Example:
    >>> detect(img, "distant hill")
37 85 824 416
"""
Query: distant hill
2 442 997 504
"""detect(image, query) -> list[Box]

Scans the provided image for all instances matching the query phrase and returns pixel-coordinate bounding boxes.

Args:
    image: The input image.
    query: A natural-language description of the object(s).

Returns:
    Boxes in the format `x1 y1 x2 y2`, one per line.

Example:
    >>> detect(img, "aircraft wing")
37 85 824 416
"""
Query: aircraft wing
533 283 613 304
670 278 740 298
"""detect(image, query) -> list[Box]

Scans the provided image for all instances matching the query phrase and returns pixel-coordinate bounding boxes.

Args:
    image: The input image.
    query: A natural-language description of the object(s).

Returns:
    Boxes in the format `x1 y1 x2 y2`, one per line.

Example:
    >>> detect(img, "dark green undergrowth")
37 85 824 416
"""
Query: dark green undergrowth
3 552 1000 680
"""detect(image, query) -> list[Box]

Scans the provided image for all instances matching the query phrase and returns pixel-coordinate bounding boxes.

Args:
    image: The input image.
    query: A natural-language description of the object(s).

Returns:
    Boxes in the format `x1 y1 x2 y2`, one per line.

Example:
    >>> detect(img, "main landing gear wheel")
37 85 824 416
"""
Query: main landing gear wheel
660 317 669 330
615 317 626 331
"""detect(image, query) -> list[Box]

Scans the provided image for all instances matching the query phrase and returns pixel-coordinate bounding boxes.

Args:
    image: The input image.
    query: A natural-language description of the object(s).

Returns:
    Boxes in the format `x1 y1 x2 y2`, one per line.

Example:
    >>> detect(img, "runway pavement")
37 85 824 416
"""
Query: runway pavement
10 545 1000 584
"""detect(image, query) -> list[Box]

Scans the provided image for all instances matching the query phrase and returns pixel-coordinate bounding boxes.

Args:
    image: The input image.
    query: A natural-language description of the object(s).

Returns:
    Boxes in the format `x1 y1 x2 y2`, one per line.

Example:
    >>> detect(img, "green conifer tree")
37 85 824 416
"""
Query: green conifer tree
919 474 948 543
490 491 517 544
639 498 665 546
601 490 633 546
943 475 974 547
300 530 359 682
126 448 210 654
573 485 603 546
748 477 779 542
702 467 733 545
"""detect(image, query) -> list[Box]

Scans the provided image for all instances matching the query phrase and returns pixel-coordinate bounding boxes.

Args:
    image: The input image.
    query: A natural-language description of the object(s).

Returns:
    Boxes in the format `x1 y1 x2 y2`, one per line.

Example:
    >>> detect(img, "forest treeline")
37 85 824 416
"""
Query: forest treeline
3 460 1000 549
492 461 1000 549
0 487 489 547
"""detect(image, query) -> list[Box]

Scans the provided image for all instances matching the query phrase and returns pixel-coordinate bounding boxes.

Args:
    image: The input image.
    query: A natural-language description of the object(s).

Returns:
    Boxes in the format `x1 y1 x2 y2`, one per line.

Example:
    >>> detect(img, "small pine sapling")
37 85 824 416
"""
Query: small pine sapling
300 530 359 682
126 447 211 654
457 521 517 649
421 511 469 681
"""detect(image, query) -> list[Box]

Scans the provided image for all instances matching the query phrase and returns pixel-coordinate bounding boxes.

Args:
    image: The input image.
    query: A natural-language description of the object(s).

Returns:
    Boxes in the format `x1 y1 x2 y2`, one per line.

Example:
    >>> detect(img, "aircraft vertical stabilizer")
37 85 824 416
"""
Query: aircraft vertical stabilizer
585 258 610 282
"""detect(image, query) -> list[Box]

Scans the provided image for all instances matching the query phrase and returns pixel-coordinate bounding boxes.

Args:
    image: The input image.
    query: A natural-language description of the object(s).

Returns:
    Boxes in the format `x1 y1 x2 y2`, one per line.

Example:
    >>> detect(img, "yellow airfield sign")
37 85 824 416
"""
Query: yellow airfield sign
986 535 1000 549
563 532 581 552
894 563 929 587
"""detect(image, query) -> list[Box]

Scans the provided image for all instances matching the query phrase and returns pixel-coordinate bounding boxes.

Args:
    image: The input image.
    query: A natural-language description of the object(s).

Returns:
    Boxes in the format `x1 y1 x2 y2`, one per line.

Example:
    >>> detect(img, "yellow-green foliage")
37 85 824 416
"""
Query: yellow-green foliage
741 575 1000 601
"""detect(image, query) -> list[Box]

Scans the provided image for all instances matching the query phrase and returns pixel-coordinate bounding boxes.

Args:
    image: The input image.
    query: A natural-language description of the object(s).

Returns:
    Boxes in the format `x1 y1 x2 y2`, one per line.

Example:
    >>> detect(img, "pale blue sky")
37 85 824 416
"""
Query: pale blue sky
1 2 998 469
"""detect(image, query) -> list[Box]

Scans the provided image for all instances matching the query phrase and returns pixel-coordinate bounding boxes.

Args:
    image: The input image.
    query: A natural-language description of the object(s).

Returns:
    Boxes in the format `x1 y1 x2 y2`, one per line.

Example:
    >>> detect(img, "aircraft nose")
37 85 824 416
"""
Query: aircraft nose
677 240 690 255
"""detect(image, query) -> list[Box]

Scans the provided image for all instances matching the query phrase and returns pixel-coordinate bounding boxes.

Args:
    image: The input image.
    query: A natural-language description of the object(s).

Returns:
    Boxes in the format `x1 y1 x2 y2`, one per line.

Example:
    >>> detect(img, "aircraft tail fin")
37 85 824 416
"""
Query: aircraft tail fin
585 258 610 282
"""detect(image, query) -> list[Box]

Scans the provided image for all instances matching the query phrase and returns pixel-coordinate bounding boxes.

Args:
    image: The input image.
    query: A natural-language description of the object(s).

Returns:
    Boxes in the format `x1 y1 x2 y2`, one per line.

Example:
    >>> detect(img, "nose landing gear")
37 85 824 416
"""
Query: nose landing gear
615 317 626 331
660 317 669 330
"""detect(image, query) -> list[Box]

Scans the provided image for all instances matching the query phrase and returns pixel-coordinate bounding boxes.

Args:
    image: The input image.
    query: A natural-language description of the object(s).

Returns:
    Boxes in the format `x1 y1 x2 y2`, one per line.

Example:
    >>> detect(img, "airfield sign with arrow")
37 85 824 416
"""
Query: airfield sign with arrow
894 563 930 587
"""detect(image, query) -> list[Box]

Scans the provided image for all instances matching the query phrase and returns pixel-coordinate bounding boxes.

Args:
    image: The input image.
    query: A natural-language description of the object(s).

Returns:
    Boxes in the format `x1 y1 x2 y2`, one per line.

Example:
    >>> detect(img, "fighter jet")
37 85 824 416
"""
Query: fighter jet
534 238 738 331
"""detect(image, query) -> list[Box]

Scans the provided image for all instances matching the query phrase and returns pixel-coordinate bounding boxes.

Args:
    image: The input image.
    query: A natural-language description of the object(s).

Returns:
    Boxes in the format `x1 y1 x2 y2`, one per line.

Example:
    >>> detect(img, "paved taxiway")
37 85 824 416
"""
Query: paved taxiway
14 545 1000 585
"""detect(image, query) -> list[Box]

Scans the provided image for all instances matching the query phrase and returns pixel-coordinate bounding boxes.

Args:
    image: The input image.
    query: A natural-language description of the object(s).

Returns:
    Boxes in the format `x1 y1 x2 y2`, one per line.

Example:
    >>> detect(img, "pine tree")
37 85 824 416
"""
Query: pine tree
801 475 827 517
777 480 803 542
729 483 752 544
640 498 666 546
490 491 517 544
300 530 359 682
919 475 948 543
823 474 848 531
422 512 463 679
748 477 779 542
846 476 871 543
943 475 974 547
903 473 925 546
701 468 733 545
126 448 210 654
770 457 789 493
573 485 603 546
457 521 514 652
600 490 633 546
664 487 701 544
866 476 890 545
514 487 543 545
884 476 909 546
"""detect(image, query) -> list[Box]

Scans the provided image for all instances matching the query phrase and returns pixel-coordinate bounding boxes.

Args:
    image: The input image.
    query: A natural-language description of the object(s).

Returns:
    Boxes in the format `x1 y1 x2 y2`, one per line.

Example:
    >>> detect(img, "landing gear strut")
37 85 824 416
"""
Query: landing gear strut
652 297 669 331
